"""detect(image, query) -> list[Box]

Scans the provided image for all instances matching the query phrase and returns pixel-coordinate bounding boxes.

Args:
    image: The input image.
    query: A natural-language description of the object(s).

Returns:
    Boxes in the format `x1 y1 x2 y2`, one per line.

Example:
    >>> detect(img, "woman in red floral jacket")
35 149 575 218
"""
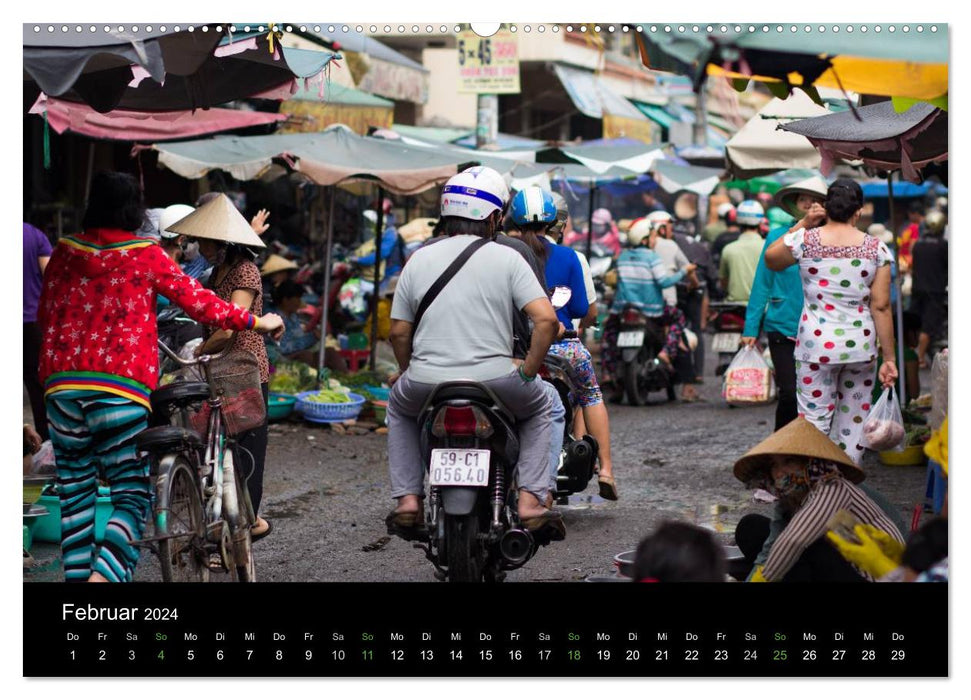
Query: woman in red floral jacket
38 172 284 583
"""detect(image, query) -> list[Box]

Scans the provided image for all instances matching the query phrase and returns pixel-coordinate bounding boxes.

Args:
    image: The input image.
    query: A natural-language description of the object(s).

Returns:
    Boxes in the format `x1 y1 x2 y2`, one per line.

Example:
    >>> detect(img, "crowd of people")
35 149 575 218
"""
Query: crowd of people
23 164 947 585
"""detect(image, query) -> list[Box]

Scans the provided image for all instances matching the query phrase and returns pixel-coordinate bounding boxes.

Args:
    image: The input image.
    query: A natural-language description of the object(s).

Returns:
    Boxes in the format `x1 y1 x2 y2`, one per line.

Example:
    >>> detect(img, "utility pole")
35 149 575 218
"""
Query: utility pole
476 94 499 149
693 82 708 146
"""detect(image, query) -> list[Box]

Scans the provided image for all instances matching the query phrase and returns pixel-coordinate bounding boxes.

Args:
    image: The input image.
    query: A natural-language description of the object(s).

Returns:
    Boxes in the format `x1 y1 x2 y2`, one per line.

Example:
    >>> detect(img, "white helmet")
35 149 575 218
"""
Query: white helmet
159 204 195 240
440 166 509 221
717 202 736 219
627 218 653 247
735 200 765 227
646 210 673 232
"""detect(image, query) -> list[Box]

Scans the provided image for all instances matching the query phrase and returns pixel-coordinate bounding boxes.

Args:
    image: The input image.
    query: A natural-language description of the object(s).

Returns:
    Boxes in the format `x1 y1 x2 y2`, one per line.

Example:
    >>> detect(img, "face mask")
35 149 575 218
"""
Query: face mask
772 472 811 506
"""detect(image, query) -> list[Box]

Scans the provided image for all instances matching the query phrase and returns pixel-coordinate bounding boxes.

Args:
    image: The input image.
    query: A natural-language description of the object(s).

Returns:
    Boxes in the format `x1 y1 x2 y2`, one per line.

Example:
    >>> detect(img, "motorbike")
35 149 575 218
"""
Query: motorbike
156 306 204 376
611 305 678 405
708 301 748 377
403 286 573 582
410 381 563 582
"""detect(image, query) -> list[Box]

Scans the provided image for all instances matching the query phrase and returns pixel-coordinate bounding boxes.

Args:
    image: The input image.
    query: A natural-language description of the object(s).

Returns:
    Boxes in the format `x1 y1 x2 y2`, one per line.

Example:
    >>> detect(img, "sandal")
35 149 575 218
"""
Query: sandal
385 509 427 542
520 510 566 540
251 517 273 542
598 475 619 501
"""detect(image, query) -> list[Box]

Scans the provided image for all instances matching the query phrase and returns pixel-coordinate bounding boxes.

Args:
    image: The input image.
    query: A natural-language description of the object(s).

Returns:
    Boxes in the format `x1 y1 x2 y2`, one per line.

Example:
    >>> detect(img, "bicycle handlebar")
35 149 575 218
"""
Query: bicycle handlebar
158 333 237 368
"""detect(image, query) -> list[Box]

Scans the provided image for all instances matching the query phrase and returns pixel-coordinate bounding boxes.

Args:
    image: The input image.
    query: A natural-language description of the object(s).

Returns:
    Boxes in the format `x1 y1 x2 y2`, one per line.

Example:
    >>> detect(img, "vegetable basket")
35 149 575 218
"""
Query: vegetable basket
295 391 366 424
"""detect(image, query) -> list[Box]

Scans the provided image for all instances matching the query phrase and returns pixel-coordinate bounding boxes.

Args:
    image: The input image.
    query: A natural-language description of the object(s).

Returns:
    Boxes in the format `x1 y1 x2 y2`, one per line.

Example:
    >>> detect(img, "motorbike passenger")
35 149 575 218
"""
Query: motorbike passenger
386 167 562 535
509 187 619 501
601 218 697 394
550 192 598 333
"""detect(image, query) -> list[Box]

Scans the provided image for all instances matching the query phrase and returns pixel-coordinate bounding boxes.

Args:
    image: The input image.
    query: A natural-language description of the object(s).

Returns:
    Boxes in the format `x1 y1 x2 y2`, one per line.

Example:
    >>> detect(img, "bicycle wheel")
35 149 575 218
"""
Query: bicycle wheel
226 448 257 583
157 457 209 583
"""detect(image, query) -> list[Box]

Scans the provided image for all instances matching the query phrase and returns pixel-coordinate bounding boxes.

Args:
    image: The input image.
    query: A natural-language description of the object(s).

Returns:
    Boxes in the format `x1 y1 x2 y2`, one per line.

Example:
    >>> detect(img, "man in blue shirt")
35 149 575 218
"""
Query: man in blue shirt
741 177 827 430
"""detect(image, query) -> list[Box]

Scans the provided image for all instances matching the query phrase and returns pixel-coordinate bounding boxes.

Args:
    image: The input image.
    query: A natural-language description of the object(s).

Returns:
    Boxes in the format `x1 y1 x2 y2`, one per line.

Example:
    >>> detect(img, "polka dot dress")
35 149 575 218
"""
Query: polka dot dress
784 228 893 365
784 228 893 464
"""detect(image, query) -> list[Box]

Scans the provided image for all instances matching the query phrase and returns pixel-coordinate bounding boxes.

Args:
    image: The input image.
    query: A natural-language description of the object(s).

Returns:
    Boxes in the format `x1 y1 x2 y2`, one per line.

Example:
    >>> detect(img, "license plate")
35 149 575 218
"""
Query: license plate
429 450 491 486
617 331 645 348
712 332 742 353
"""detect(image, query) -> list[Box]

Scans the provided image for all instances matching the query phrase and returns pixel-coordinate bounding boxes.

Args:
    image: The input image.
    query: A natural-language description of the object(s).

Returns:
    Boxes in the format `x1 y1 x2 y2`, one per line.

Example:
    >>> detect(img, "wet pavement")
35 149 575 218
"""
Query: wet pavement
24 340 929 582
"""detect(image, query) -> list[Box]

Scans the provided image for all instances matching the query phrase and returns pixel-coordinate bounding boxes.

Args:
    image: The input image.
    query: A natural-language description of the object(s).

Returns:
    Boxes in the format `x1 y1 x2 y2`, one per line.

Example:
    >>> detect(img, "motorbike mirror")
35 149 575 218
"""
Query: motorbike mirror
550 286 572 310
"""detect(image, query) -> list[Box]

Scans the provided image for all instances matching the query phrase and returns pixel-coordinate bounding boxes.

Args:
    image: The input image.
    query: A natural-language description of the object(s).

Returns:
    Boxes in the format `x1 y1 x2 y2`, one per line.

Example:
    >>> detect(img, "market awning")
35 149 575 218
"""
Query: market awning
636 25 948 101
24 27 339 113
725 92 832 178
537 142 668 175
279 82 394 135
553 63 645 121
29 93 287 141
651 161 723 196
152 126 469 194
779 101 947 182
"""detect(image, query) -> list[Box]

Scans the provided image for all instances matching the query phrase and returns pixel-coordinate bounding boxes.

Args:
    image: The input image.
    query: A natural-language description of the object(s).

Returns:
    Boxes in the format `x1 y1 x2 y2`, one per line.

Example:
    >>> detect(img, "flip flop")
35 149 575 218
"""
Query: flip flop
385 510 427 542
251 517 273 542
598 476 619 501
520 510 566 541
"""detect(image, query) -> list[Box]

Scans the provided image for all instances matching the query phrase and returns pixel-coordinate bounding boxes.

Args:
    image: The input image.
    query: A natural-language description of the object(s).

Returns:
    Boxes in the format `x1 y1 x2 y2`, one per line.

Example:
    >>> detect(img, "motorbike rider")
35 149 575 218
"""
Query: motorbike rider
719 200 766 304
711 204 741 270
565 207 622 258
509 187 619 501
602 220 697 392
386 166 562 536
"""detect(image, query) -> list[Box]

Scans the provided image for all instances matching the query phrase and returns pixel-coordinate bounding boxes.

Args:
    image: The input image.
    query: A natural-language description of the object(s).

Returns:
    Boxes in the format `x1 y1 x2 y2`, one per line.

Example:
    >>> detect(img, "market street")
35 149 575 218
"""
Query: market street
23 348 927 583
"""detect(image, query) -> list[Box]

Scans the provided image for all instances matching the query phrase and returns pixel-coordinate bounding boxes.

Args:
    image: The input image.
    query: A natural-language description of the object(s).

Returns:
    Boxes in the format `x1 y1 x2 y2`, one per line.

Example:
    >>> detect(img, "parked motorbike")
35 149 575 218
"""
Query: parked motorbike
157 306 204 376
708 301 748 376
611 305 677 405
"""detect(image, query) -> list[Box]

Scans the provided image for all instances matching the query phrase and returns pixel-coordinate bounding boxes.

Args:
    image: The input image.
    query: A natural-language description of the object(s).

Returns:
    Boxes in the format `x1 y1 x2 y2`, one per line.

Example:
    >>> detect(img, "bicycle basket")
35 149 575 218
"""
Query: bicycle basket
189 349 266 437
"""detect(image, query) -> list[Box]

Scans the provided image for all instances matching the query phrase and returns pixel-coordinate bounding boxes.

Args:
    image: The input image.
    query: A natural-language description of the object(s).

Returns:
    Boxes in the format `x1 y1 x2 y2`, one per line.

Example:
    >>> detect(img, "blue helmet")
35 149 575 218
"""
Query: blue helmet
510 186 557 226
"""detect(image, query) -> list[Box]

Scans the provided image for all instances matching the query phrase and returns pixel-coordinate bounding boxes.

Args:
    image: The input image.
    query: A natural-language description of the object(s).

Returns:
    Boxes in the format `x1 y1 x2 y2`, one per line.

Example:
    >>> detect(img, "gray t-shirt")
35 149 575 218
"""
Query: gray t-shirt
392 235 547 383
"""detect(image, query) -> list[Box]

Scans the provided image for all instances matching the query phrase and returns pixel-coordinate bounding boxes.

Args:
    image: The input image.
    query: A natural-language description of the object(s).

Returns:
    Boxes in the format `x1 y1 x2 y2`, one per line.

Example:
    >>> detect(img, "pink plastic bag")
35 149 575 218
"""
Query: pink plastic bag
862 387 906 452
722 346 775 406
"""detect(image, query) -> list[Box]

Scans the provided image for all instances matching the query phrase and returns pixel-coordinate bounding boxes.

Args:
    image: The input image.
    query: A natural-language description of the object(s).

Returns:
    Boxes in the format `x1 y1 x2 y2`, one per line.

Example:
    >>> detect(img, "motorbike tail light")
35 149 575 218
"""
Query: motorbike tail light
432 406 494 438
538 365 551 380
622 309 644 324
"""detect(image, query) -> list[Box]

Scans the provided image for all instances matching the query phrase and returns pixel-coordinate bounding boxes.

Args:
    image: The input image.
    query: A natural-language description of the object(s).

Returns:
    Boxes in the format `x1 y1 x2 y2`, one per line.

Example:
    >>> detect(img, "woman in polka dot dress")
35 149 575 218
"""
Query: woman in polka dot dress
765 178 898 464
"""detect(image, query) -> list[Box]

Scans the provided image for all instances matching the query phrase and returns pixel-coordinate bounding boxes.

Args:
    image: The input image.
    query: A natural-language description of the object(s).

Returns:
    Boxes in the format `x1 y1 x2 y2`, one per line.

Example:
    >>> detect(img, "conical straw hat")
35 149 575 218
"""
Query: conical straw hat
775 176 828 219
733 416 864 485
166 193 266 248
260 254 298 276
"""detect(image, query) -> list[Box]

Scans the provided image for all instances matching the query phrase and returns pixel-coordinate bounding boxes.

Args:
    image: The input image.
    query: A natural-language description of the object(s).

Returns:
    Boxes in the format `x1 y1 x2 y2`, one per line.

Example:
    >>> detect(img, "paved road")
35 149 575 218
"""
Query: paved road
25 341 928 583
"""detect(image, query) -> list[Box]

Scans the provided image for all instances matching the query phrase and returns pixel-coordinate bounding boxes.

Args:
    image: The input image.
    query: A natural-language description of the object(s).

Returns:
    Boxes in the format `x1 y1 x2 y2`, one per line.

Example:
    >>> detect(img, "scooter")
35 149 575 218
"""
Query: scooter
408 381 564 582
611 305 677 405
708 301 748 376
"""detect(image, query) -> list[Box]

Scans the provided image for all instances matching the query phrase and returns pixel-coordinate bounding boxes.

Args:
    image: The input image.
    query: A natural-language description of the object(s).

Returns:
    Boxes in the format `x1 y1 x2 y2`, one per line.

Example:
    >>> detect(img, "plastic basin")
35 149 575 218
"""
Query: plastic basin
879 445 928 466
268 393 297 421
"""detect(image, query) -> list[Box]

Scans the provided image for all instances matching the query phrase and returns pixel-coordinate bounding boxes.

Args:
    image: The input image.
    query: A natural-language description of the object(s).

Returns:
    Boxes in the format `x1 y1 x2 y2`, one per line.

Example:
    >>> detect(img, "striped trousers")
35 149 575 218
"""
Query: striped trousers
46 390 150 582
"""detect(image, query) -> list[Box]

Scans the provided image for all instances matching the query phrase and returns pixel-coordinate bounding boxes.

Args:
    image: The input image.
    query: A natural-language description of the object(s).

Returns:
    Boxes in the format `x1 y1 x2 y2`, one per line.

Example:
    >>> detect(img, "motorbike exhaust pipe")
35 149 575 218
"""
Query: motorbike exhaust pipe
568 439 592 462
499 528 534 565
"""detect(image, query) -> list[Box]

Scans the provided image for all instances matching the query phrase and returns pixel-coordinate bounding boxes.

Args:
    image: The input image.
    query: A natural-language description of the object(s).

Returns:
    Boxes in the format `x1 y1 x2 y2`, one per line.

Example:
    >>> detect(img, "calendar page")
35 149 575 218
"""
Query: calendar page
21 10 950 686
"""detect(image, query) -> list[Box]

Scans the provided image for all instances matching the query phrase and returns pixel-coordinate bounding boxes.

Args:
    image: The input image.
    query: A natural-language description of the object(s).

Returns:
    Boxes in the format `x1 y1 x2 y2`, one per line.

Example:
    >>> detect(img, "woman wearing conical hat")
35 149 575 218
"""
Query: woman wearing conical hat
733 417 905 582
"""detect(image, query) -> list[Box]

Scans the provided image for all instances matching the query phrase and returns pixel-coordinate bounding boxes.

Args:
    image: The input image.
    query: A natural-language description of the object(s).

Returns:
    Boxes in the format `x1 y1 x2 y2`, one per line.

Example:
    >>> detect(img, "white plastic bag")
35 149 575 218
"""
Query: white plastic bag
862 387 906 452
31 440 56 475
722 346 775 406
929 349 948 431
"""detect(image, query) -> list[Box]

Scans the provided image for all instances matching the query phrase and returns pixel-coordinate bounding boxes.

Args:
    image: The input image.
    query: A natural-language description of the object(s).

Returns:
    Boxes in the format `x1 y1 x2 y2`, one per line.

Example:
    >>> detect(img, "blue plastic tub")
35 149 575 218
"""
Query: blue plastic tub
33 486 113 543
295 391 366 424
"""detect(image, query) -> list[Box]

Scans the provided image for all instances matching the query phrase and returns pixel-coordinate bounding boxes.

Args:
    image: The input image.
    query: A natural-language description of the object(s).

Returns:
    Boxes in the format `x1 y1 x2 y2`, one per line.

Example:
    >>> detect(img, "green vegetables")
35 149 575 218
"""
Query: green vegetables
303 389 354 404
905 425 931 447
269 361 319 395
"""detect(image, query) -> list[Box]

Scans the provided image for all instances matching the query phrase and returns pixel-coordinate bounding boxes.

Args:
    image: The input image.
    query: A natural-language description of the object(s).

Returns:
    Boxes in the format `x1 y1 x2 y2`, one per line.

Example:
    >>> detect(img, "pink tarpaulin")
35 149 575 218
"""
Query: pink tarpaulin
30 94 287 142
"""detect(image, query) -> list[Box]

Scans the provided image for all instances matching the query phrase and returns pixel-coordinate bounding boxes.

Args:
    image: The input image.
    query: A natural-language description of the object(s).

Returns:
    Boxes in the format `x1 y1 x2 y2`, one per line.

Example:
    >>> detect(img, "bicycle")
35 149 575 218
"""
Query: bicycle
134 338 258 582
